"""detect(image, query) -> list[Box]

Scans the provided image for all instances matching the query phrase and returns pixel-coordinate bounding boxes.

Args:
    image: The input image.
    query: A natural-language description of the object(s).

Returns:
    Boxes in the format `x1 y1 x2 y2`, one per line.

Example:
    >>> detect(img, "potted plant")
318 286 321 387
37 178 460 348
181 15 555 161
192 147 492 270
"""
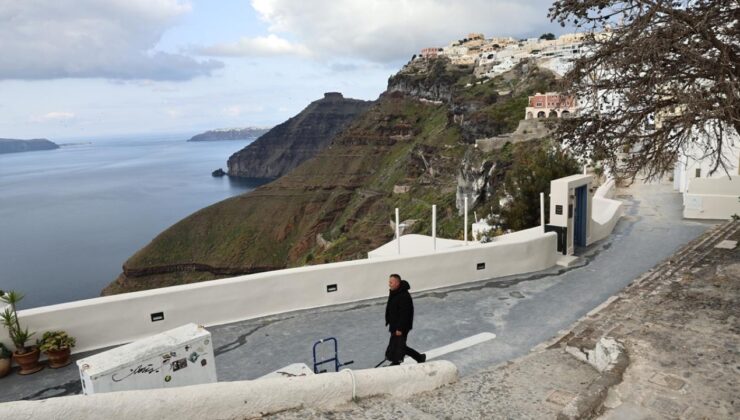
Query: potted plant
39 331 76 368
0 342 11 378
0 291 43 375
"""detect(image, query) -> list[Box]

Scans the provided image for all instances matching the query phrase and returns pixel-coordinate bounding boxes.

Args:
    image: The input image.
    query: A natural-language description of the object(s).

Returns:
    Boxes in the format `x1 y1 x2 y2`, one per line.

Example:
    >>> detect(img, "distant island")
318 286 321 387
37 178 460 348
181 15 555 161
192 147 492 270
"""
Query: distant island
187 127 270 142
0 138 60 154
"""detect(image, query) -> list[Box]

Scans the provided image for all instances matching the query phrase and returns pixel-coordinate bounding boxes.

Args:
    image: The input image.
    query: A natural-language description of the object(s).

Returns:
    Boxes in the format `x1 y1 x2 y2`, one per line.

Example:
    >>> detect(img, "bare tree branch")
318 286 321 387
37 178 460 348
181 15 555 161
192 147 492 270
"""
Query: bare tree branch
548 0 739 181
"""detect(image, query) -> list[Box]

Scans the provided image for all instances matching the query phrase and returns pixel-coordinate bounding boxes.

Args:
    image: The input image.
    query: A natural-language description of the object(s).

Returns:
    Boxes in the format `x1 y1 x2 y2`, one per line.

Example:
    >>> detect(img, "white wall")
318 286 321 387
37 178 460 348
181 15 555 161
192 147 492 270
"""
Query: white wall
1 231 558 354
683 175 740 219
674 131 740 194
590 178 623 243
590 197 624 243
0 361 458 420
493 226 543 242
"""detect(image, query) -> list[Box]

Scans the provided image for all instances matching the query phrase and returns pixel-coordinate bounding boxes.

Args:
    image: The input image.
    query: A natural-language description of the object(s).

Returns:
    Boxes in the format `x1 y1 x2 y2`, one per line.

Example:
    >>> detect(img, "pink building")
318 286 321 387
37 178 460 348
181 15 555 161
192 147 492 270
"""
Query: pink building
420 48 439 59
525 92 577 119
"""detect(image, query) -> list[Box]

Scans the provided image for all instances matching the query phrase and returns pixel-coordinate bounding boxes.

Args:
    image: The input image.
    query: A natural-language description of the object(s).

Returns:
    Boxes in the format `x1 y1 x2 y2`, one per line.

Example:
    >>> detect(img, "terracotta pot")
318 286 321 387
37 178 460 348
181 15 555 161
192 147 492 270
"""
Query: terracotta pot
45 347 72 369
13 347 44 375
0 357 10 378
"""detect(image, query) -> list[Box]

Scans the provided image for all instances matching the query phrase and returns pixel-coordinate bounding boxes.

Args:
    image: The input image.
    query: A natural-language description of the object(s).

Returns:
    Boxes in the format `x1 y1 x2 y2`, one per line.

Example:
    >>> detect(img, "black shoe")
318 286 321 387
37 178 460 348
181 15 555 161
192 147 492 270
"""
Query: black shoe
418 354 426 363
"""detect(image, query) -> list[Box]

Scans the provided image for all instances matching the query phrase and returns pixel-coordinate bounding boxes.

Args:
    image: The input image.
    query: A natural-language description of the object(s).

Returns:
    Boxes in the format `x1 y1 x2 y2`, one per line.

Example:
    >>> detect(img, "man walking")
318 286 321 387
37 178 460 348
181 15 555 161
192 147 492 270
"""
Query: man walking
385 274 426 365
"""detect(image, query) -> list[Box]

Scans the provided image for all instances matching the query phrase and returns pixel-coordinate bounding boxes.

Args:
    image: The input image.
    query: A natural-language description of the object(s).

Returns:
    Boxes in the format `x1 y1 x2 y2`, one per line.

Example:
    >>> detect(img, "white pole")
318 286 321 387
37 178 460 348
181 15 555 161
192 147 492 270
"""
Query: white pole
583 164 588 175
432 204 437 251
540 192 545 233
464 196 468 245
395 207 400 255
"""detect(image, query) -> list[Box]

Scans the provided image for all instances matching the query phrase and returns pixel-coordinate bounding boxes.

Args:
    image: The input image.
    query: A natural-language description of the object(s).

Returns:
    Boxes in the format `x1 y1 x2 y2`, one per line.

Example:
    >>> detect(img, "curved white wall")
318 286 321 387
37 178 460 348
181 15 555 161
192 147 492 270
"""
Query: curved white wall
590 179 623 244
0 361 458 420
2 231 558 354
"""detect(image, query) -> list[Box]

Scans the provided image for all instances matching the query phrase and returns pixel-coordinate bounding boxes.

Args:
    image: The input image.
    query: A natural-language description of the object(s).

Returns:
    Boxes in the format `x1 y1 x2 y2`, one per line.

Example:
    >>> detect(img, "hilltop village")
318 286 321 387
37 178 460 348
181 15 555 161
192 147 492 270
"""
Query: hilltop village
416 32 593 78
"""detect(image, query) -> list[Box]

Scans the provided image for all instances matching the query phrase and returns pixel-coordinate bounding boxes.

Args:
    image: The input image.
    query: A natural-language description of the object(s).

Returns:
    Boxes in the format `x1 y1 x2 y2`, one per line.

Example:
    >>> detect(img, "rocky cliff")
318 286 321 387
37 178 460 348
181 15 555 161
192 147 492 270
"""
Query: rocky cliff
226 93 373 179
0 138 59 154
187 127 270 142
104 59 573 295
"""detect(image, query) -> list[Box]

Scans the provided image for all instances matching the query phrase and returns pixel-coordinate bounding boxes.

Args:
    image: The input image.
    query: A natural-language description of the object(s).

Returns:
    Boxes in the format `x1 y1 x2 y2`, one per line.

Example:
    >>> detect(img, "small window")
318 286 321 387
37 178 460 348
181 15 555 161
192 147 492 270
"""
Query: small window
477 262 486 270
150 312 165 322
695 168 701 178
326 284 338 293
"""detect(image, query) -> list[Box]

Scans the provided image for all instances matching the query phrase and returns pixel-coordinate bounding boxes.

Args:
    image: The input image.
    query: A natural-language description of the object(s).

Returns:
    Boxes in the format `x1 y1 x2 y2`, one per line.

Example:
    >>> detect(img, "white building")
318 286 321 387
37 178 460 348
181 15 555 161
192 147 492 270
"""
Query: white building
673 129 740 219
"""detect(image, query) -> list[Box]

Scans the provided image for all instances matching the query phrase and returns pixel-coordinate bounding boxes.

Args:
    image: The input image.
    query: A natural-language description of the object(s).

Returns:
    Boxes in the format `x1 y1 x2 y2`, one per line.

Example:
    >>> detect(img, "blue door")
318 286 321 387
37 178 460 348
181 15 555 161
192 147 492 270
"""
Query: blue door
574 186 588 247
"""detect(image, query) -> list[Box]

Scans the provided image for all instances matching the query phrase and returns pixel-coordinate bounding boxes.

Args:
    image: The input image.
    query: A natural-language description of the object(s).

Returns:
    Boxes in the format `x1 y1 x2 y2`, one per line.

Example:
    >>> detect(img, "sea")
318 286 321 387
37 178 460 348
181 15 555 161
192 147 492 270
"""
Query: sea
0 134 269 309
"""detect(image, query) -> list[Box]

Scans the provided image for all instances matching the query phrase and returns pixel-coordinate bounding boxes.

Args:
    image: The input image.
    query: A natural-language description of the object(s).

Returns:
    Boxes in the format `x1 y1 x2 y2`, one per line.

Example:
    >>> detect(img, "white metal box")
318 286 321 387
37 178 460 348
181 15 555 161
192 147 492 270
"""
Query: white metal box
77 323 217 395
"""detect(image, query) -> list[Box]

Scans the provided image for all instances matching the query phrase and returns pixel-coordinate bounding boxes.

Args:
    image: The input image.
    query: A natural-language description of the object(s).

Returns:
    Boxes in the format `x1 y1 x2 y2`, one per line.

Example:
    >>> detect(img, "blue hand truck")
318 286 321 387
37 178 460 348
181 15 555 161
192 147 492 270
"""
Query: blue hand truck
312 337 354 373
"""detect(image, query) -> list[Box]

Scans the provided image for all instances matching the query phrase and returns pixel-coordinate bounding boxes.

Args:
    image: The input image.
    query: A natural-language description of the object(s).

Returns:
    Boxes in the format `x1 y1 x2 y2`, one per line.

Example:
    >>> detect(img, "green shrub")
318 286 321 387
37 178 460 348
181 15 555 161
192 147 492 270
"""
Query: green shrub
39 331 76 352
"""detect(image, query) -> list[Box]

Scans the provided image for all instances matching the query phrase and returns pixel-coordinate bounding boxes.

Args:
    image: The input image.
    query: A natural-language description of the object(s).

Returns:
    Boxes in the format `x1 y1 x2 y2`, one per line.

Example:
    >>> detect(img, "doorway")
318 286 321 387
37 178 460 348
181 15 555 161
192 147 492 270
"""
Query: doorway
574 185 588 247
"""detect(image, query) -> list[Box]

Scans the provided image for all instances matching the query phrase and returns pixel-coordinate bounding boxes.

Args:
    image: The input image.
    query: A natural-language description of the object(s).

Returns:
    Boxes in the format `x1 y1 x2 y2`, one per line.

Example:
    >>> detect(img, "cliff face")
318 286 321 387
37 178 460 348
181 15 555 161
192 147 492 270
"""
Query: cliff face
187 127 270 142
226 93 373 179
0 138 59 154
104 60 564 295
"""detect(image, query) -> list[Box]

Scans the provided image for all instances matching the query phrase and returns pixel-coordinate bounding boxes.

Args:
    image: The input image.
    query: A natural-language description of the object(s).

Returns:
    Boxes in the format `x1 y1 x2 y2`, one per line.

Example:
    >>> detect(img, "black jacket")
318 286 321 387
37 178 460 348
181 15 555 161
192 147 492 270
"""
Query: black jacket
385 280 414 334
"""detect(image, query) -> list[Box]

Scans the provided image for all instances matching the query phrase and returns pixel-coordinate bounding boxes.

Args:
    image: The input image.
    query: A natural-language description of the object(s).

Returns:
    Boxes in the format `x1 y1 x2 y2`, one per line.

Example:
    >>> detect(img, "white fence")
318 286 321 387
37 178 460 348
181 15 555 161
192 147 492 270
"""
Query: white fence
2 230 558 354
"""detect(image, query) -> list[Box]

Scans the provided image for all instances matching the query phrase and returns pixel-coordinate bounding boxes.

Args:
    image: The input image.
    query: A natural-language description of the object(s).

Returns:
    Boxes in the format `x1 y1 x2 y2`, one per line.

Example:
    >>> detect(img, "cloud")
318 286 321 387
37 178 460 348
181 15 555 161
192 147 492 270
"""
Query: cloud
196 34 310 57
0 0 222 80
246 0 559 63
222 105 265 117
165 108 183 119
42 112 76 121
223 106 243 117
30 111 76 122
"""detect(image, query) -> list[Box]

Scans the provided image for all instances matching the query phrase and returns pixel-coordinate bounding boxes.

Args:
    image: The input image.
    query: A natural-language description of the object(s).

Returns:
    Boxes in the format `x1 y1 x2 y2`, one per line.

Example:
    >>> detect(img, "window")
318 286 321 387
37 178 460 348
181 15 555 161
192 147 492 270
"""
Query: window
695 168 701 178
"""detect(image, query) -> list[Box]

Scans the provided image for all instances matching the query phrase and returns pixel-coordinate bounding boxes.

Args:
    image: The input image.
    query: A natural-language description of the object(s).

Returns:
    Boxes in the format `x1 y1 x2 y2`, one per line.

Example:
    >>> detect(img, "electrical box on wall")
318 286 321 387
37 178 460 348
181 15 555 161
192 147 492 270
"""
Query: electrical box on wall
77 323 217 395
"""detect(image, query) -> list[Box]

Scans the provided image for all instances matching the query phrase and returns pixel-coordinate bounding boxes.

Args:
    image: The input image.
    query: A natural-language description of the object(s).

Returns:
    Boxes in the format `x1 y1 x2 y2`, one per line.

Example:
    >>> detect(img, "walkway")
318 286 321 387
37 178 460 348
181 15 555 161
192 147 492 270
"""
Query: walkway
270 217 739 419
0 180 715 403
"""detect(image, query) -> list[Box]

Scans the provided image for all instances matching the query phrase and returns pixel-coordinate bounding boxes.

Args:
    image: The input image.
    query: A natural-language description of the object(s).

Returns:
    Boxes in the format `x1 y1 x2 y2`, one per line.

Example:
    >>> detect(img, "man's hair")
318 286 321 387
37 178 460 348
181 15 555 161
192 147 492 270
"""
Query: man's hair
389 274 401 282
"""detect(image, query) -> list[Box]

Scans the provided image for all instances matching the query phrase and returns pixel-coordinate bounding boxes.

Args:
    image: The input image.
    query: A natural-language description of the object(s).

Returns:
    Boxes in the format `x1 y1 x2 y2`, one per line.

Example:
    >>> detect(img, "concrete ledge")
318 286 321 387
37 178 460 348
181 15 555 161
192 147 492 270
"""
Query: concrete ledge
0 361 458 420
558 337 629 420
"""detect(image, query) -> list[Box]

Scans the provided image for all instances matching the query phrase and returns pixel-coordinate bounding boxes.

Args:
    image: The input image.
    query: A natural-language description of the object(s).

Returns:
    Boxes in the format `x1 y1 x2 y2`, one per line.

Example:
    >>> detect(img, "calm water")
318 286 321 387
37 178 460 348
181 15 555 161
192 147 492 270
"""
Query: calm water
0 136 268 309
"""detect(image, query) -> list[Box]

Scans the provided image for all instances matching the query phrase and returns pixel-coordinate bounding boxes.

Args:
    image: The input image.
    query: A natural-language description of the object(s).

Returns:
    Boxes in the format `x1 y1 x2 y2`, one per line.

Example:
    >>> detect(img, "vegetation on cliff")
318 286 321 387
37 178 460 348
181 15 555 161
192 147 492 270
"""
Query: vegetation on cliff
227 93 373 179
104 59 578 295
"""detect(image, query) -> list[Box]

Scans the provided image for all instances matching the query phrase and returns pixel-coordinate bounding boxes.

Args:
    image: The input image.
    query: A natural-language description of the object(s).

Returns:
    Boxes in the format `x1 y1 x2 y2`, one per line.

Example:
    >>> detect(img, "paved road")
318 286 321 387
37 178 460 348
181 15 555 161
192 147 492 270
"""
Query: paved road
1 180 715 402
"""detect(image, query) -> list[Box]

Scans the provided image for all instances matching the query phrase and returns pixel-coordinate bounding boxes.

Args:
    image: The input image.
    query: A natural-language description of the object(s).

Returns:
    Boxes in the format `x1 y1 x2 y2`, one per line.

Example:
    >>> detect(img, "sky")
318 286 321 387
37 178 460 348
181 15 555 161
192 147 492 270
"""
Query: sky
0 0 566 140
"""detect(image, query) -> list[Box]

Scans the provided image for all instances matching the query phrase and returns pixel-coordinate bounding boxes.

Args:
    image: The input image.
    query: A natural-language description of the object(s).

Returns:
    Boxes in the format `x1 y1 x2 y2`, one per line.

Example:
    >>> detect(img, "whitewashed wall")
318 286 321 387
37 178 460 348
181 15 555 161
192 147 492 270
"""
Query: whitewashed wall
683 175 740 219
1 231 558 354
0 361 458 419
590 179 624 243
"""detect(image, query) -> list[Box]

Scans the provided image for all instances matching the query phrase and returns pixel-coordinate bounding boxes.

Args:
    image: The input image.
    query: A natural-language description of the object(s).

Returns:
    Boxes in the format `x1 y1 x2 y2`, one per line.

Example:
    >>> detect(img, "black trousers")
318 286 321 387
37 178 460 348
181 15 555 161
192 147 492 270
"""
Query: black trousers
385 332 424 365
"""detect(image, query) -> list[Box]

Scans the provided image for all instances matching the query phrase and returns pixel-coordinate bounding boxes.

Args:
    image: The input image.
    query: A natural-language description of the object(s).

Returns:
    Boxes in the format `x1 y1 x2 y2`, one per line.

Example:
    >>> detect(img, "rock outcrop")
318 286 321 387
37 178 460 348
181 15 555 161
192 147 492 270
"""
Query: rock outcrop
226 93 373 179
475 118 551 152
0 138 59 154
187 127 270 142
